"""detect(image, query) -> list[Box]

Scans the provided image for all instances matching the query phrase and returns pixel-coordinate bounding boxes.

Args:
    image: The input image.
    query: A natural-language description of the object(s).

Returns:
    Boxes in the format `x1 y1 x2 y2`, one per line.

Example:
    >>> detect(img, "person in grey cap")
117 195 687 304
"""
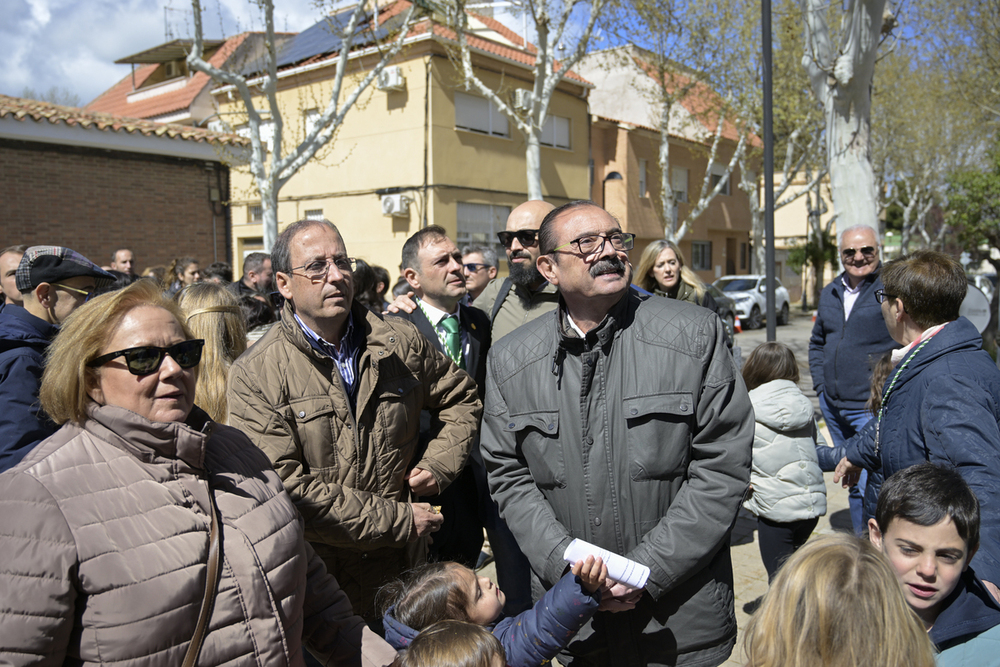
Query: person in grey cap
0 246 114 471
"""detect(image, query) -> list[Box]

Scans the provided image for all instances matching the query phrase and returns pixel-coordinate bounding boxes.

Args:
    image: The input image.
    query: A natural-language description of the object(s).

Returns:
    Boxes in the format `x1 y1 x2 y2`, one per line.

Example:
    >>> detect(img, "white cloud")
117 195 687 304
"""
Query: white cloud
0 0 321 105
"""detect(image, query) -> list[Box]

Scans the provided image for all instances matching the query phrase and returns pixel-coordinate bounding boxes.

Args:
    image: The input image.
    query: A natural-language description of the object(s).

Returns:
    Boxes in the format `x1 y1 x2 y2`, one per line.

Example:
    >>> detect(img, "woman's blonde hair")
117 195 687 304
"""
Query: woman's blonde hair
176 282 246 422
40 280 193 425
634 239 706 298
392 620 505 667
743 533 936 667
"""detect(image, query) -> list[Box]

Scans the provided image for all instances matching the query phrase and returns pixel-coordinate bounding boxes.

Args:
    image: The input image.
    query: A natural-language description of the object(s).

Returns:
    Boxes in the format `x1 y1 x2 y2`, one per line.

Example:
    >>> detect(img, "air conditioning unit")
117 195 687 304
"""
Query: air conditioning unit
377 66 406 92
381 193 410 217
513 89 533 111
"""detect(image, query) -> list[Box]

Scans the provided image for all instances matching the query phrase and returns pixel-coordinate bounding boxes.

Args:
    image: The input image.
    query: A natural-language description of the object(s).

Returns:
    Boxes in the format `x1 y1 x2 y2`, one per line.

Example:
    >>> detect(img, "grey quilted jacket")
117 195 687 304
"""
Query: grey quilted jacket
0 404 396 667
482 290 754 666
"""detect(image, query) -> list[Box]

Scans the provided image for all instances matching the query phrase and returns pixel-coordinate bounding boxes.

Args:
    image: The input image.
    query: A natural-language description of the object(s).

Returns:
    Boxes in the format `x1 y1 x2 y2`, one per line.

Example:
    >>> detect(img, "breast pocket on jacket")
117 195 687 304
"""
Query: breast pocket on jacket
505 411 564 489
288 396 340 467
624 392 693 481
377 375 423 452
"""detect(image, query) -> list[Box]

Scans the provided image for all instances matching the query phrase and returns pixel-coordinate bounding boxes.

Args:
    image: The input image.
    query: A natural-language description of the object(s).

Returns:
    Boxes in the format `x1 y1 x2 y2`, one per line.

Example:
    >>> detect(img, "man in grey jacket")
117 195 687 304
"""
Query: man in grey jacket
482 201 753 667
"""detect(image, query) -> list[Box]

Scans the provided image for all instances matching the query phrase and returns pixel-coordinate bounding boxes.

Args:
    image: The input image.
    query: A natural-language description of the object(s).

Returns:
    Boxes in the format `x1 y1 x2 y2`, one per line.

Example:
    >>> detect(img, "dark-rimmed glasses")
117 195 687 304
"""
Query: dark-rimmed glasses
55 283 95 301
842 246 876 260
497 230 539 249
88 340 205 376
551 232 635 256
874 288 896 304
463 262 489 273
289 257 357 282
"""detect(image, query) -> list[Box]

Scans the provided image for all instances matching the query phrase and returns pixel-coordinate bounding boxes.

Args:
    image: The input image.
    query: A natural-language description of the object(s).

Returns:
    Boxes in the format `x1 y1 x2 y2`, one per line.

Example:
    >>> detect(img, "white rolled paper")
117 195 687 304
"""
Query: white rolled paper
563 538 650 589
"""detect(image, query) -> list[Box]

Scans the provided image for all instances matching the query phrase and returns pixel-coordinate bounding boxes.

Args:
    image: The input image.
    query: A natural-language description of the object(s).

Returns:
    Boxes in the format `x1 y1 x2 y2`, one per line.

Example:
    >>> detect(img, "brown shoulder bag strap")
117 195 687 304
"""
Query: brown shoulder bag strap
182 488 222 667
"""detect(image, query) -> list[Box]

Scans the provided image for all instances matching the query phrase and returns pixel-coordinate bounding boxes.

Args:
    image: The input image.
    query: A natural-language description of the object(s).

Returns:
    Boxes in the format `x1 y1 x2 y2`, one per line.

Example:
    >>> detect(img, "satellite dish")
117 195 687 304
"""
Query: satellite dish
960 285 992 333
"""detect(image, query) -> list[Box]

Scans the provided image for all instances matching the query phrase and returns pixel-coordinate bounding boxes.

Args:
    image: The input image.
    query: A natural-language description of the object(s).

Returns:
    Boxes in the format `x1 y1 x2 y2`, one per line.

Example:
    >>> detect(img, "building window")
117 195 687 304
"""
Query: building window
691 241 712 271
250 205 263 223
456 202 511 256
455 92 509 138
740 242 747 270
540 115 571 149
236 121 275 153
305 109 321 137
304 209 324 220
671 166 688 203
638 159 647 198
710 162 730 196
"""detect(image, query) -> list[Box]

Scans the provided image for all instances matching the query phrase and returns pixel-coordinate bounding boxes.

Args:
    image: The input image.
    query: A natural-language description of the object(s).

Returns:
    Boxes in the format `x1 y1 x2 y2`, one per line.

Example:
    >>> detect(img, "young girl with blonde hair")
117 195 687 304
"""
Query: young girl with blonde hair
743 533 936 667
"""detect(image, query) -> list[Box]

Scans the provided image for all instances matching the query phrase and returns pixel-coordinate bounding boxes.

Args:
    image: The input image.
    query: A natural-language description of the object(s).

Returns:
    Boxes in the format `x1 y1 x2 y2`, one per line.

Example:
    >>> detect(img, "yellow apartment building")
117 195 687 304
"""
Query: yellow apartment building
577 46 755 286
214 4 592 278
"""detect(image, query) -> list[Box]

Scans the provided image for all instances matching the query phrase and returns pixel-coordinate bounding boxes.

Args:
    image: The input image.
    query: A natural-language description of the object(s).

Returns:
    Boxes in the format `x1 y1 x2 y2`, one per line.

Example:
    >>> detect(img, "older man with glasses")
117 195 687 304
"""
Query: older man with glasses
808 224 898 535
482 201 753 667
0 246 113 471
227 218 481 627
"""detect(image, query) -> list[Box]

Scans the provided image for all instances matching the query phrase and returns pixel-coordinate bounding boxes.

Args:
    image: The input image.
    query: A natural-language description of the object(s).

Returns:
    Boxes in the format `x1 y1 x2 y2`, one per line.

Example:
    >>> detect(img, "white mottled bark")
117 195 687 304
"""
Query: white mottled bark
800 0 886 236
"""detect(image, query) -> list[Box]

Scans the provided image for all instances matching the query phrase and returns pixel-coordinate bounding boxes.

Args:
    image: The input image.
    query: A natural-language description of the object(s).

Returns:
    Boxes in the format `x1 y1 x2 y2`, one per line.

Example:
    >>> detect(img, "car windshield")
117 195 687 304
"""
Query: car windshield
716 278 758 292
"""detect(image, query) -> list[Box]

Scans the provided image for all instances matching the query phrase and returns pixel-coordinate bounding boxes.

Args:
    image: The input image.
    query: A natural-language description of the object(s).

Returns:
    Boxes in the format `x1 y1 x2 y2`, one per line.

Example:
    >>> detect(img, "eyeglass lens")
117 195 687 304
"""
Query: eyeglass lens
124 341 204 375
842 246 875 258
497 230 538 248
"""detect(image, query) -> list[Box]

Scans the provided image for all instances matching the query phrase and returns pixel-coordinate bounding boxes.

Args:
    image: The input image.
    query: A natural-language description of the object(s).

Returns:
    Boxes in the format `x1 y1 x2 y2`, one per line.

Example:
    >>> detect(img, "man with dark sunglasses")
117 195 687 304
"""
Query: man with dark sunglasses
808 224 898 534
0 246 113 471
472 200 561 340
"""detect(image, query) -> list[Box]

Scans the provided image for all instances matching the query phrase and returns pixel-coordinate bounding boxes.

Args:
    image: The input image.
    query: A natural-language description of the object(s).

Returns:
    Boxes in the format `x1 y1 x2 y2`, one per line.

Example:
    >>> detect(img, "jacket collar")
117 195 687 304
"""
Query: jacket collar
550 289 638 380
279 300 404 367
930 568 1000 647
890 317 982 388
82 403 213 471
836 263 882 295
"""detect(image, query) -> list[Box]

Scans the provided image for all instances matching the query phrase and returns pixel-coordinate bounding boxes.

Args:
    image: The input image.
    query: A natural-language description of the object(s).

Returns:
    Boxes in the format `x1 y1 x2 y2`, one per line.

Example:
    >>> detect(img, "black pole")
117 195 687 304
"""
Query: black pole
762 0 776 341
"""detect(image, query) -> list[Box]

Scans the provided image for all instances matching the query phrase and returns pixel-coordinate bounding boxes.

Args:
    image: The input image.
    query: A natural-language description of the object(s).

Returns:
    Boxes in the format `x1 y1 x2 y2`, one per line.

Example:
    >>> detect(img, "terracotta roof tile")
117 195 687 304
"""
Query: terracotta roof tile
85 33 252 121
1 95 247 147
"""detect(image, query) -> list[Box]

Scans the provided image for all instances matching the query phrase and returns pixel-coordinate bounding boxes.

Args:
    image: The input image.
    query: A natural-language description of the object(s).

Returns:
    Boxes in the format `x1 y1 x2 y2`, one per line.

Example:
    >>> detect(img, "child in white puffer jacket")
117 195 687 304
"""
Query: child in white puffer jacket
742 342 830 581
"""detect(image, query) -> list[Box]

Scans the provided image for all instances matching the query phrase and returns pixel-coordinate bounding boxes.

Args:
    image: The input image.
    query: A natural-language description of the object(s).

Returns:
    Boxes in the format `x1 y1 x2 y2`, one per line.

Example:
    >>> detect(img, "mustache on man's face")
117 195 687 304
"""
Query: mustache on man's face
509 249 532 261
590 256 627 278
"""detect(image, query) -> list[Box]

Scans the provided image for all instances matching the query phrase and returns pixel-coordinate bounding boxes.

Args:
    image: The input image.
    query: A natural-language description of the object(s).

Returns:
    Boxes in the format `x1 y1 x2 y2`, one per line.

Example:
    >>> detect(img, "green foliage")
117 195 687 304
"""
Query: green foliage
787 231 837 276
948 138 1000 252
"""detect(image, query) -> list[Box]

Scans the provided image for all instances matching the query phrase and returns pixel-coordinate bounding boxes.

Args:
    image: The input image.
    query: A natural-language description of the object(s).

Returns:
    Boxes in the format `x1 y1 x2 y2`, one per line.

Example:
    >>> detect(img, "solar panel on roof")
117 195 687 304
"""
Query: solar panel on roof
274 7 386 69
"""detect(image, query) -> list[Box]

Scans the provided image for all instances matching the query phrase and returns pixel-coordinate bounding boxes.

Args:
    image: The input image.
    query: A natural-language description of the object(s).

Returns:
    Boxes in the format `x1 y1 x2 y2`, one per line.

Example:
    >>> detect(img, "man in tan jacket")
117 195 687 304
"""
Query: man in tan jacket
227 219 481 624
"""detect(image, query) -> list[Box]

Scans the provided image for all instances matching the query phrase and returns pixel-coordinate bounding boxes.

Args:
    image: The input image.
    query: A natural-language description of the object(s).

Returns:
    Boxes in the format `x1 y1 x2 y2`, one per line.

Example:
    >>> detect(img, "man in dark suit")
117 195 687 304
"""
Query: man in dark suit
390 226 491 567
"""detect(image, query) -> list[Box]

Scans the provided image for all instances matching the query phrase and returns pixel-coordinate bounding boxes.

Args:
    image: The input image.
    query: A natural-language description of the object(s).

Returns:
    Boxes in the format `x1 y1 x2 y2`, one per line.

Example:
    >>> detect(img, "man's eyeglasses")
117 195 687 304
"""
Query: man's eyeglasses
842 246 877 260
874 288 896 304
55 283 95 301
463 263 489 273
497 230 539 249
551 232 635 256
88 340 205 376
290 257 357 282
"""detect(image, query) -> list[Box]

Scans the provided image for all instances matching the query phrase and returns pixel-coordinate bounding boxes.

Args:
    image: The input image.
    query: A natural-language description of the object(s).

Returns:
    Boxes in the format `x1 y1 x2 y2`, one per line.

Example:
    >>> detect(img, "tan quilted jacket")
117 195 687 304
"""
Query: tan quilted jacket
0 404 396 667
227 303 481 620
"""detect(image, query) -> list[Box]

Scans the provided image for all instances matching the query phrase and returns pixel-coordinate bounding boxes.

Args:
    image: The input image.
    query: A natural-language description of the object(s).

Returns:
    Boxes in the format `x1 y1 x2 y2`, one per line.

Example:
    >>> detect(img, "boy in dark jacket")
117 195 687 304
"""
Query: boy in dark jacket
869 464 1000 665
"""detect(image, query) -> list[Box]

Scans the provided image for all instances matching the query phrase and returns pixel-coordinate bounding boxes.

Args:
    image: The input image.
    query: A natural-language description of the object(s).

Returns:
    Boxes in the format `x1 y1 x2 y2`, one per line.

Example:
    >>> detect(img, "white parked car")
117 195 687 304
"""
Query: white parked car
713 275 791 329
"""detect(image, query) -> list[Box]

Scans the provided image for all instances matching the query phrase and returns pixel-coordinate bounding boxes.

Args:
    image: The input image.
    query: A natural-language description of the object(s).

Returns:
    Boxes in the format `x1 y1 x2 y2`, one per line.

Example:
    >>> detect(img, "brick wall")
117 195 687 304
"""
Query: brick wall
0 139 230 274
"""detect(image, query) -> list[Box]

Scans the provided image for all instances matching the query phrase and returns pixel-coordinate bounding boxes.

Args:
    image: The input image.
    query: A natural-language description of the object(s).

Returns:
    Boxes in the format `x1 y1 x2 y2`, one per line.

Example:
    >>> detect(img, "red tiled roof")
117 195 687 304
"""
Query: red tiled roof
85 33 252 120
633 55 761 147
1 95 247 146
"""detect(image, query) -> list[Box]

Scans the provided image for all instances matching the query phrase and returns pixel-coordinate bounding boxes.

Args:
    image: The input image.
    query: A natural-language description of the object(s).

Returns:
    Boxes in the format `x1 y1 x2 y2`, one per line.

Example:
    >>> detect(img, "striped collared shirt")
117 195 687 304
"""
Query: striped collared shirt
294 313 360 407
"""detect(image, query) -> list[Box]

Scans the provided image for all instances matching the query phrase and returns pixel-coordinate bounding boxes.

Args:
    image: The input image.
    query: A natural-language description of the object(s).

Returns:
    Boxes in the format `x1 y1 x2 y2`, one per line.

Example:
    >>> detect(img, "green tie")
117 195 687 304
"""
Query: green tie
439 315 464 369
